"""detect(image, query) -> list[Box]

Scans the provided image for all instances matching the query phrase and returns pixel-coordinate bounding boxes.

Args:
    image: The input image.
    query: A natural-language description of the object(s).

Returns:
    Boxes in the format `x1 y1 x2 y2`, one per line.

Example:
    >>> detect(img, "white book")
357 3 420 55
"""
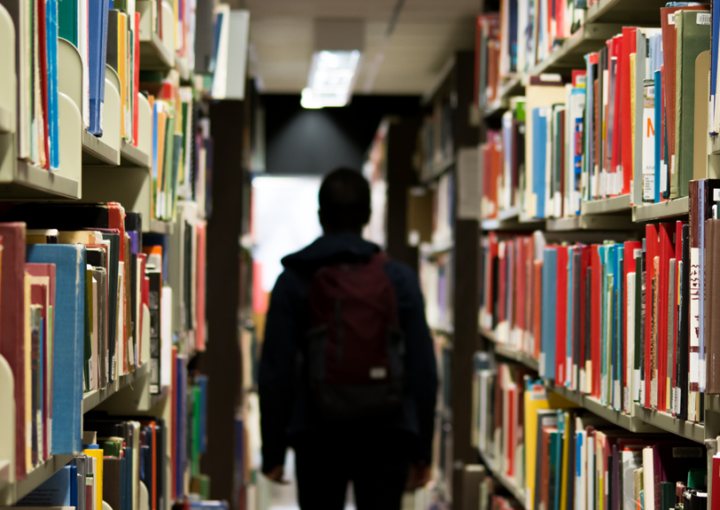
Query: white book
626 272 636 413
642 447 656 510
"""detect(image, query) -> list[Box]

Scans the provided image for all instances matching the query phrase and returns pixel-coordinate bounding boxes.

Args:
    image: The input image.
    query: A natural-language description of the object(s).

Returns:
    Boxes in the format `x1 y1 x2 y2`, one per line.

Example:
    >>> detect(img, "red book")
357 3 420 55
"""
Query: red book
556 246 569 385
672 221 686 399
620 28 637 196
645 224 659 408
488 233 498 321
515 238 525 341
0 224 27 479
534 260 543 359
506 385 516 477
580 245 592 393
133 12 141 146
713 455 720 510
26 262 55 459
138 253 147 361
623 241 642 409
37 0 50 169
591 245 602 397
658 223 675 412
611 35 623 196
555 0 566 39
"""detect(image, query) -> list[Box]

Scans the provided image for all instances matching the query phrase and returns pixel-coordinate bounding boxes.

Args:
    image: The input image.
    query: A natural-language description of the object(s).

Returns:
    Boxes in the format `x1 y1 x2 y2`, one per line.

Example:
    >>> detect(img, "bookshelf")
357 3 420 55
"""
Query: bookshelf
472 1 720 508
0 0 252 508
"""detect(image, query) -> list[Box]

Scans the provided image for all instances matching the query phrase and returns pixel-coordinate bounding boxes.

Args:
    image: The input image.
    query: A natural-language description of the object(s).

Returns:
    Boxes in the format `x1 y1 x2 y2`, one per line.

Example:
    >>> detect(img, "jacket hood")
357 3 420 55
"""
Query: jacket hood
281 233 380 272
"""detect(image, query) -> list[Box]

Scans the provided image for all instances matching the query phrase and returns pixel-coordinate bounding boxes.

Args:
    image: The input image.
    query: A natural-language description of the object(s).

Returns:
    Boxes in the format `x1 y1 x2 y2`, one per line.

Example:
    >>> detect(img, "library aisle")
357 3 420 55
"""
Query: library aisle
7 0 720 510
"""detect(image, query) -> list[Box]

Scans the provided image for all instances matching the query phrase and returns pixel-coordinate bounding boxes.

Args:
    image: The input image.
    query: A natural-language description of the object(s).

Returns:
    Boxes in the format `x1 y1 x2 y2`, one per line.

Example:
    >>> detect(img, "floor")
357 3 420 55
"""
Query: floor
267 450 357 510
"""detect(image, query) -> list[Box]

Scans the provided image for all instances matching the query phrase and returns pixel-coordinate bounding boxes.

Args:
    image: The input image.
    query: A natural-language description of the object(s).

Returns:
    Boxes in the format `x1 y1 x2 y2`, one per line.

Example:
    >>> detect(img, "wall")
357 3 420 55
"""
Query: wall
264 94 421 175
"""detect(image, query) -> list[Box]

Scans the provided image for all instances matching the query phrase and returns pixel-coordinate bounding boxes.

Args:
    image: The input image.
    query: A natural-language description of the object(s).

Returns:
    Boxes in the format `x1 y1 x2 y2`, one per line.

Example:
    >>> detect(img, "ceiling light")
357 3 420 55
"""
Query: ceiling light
302 50 361 109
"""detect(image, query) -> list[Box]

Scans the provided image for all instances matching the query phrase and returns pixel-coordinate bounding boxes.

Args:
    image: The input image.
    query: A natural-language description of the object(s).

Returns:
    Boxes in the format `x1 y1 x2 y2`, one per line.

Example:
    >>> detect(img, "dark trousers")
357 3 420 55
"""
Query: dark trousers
293 428 412 510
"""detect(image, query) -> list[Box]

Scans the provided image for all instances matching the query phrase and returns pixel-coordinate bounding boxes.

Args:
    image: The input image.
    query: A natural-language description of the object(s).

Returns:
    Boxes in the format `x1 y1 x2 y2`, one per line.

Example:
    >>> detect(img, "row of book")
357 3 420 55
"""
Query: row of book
0 201 207 482
477 4 718 221
14 372 211 510
474 358 714 510
480 180 720 424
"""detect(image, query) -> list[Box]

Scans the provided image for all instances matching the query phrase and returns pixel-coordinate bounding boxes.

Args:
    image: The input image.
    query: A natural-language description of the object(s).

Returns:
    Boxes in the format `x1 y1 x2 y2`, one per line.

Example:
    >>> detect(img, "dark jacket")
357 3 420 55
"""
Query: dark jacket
258 233 438 473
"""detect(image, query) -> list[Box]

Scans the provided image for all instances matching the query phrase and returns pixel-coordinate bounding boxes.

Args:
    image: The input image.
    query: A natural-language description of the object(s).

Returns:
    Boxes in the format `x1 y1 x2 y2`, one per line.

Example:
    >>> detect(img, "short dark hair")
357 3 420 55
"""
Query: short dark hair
318 168 371 231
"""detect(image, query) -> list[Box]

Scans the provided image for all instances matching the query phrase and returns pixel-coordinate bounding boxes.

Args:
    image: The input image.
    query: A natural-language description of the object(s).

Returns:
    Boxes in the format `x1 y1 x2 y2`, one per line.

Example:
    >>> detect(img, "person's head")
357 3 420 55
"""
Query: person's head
318 167 371 235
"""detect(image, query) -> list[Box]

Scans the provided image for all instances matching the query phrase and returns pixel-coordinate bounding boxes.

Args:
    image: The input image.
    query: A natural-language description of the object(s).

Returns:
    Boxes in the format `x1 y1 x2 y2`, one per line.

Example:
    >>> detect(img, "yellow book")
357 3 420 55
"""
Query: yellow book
56 231 104 245
559 410 573 510
84 448 104 510
524 382 577 510
118 13 127 139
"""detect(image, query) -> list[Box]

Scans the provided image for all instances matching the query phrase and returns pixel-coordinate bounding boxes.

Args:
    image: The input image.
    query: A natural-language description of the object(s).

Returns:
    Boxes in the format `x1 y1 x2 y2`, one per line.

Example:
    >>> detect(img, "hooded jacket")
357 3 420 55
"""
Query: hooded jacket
258 233 438 473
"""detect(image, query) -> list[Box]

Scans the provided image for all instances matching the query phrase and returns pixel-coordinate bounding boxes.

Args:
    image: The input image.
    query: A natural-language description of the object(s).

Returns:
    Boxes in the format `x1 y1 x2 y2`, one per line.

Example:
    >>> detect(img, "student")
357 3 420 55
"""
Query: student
259 168 438 510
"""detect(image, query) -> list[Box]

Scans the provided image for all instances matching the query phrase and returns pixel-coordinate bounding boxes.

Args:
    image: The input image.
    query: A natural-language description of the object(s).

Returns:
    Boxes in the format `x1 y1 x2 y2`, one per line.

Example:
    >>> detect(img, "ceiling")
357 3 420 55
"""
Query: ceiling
234 0 481 95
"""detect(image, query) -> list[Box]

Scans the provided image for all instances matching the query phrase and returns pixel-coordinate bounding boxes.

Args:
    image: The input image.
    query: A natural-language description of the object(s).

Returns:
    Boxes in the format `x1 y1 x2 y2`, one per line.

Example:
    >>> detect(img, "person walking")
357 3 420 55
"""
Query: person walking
259 168 438 510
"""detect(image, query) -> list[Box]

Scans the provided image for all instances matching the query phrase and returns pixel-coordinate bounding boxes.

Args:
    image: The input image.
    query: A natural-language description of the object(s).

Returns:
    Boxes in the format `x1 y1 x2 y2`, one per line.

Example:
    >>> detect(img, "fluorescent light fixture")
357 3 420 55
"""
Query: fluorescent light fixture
301 50 361 109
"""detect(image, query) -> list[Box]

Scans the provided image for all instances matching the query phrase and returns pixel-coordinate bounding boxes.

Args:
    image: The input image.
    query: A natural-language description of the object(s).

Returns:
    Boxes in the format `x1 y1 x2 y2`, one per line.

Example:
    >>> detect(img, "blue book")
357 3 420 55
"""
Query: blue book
533 107 549 218
27 244 86 455
584 55 595 200
599 245 609 403
541 247 558 379
17 465 73 506
614 245 624 410
47 0 60 170
654 69 662 203
88 0 109 135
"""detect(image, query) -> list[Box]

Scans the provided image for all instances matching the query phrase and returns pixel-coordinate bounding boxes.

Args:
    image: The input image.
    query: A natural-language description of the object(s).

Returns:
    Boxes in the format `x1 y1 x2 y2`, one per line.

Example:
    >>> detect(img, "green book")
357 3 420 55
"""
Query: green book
58 0 78 45
100 437 124 457
673 10 711 198
660 481 675 510
548 430 561 510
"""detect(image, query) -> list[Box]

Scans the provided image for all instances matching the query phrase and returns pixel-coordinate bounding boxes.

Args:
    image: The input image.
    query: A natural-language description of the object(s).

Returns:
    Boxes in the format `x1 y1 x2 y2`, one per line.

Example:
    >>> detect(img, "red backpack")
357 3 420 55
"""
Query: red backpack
305 252 405 420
